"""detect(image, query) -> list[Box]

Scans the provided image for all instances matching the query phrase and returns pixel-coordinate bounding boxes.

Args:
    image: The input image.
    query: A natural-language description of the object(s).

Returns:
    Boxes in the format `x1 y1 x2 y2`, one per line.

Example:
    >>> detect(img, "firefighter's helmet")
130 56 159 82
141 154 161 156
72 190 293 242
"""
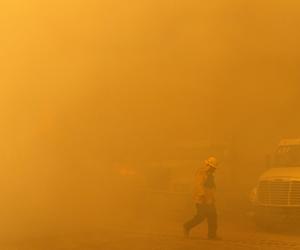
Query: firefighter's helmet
205 156 218 169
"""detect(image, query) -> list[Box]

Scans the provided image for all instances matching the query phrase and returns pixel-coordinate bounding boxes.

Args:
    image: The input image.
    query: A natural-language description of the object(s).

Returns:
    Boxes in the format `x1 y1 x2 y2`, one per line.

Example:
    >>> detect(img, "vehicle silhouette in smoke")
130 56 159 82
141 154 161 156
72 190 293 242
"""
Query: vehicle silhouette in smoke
250 139 300 227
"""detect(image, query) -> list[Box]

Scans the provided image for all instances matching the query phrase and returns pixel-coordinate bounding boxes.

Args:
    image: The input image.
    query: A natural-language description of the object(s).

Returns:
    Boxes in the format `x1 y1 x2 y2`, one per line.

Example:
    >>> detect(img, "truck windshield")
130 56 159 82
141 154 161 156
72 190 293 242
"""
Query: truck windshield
273 145 300 167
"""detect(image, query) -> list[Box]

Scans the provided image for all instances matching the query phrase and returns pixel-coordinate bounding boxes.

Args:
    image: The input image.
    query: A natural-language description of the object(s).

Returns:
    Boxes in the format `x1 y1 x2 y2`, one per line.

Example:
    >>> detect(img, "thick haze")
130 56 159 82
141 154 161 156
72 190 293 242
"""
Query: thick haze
0 0 300 240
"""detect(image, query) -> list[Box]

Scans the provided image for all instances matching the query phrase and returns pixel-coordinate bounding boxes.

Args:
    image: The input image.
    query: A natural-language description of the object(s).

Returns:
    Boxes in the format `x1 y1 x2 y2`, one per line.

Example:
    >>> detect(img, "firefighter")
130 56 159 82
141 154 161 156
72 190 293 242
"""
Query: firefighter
183 156 219 240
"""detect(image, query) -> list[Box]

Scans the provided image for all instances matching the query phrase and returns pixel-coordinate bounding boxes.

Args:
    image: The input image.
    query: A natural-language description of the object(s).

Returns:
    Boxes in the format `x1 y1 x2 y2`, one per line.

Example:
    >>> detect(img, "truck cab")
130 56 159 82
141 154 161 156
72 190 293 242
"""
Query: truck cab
251 139 300 225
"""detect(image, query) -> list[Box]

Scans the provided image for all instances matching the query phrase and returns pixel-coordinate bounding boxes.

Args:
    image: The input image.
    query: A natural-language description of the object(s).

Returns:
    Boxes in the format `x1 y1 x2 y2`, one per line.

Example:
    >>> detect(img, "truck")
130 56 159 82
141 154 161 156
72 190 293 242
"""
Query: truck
250 138 300 226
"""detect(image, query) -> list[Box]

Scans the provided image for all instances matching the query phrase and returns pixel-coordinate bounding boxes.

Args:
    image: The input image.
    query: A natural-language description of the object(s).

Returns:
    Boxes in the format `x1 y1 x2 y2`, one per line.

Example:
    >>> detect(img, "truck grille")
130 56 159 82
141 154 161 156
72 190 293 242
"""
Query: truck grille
257 180 300 206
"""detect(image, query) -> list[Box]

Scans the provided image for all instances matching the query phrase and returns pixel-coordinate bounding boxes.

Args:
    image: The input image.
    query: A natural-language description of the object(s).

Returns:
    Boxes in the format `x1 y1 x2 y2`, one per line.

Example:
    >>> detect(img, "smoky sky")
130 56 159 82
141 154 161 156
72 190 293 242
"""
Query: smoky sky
0 0 300 163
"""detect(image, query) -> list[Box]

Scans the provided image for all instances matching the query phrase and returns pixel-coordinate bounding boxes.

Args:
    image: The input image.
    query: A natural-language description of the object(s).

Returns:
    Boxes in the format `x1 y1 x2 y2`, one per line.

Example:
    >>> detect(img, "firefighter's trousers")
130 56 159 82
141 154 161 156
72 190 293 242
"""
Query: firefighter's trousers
184 203 217 238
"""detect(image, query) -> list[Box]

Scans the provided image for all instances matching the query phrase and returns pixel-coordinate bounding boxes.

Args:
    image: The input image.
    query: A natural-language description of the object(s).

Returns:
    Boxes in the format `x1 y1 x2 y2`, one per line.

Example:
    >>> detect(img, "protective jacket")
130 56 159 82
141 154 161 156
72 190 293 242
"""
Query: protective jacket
193 165 216 204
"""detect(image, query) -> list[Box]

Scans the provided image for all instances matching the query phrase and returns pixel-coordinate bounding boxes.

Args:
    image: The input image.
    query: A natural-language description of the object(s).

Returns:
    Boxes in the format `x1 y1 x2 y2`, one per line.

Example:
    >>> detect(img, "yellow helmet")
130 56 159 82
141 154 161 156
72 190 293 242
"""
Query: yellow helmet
205 156 218 169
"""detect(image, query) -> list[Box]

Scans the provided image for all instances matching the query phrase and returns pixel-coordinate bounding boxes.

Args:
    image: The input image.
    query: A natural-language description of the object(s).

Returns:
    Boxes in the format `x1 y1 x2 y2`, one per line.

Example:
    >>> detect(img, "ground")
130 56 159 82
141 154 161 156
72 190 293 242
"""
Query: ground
2 213 300 250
